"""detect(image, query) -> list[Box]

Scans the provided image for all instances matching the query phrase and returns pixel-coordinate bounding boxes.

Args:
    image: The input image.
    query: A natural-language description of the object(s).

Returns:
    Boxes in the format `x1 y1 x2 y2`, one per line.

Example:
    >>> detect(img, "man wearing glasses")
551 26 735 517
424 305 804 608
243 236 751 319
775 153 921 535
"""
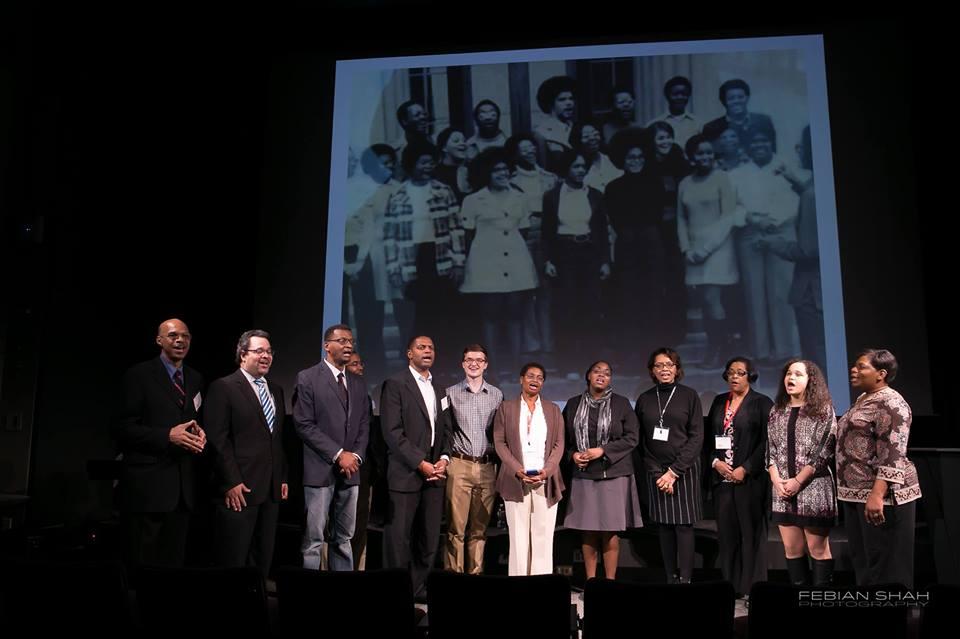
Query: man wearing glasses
205 329 288 578
443 344 503 573
294 324 370 571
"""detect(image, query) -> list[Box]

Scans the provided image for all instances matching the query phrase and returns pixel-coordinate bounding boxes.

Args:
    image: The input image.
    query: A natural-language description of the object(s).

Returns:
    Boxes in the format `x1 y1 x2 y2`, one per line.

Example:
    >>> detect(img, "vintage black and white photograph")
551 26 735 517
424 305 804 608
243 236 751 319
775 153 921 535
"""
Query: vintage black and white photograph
328 37 843 403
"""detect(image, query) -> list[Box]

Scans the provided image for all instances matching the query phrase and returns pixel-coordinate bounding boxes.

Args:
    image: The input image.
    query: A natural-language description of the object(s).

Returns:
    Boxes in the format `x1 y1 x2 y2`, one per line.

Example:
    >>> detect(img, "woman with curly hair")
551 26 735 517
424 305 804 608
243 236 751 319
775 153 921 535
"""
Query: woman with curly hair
765 358 837 586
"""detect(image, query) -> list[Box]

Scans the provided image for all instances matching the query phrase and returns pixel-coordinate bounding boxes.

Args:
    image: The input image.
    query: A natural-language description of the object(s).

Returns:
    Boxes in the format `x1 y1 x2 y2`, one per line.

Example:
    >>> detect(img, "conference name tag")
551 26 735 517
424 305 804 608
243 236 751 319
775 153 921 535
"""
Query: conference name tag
441 397 449 411
653 427 670 442
193 392 202 411
715 436 732 450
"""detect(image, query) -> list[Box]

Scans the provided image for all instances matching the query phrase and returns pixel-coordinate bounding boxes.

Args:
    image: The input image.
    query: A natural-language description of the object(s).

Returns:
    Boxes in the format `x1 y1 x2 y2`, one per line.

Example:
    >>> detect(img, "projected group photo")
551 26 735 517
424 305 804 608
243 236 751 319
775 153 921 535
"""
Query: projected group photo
331 37 842 403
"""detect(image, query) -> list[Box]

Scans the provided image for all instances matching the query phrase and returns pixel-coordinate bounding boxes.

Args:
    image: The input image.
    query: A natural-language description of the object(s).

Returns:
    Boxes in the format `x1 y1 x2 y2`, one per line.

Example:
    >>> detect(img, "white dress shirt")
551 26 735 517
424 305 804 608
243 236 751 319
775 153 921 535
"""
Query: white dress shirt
557 184 591 236
519 396 548 471
410 366 438 447
240 367 275 420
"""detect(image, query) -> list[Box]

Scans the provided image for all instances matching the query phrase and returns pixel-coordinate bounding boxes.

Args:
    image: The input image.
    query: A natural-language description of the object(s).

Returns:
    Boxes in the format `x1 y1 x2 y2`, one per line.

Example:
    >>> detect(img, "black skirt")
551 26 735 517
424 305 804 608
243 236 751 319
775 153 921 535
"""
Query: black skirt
645 458 703 525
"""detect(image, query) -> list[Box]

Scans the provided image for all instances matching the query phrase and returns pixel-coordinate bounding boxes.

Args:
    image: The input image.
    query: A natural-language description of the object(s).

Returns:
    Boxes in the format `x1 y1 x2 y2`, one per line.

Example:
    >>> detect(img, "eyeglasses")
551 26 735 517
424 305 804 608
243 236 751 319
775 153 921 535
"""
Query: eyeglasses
326 337 355 346
464 358 487 365
245 348 274 357
652 362 676 370
523 373 545 382
726 370 748 378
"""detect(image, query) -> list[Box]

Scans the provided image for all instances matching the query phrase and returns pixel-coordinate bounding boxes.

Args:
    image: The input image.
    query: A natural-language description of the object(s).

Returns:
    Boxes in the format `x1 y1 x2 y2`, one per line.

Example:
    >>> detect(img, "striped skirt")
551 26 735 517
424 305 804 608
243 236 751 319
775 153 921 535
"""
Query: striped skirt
645 458 703 525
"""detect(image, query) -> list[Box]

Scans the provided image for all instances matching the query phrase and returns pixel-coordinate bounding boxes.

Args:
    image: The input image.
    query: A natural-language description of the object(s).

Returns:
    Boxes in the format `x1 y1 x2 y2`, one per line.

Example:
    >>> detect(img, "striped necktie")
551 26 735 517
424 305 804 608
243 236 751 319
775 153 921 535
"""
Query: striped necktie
172 369 186 409
254 378 275 432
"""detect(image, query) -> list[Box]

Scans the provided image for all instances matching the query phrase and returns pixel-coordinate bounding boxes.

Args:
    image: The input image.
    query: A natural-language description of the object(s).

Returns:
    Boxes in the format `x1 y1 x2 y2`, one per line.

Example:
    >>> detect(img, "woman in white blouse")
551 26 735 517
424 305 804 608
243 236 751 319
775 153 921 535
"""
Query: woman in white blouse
493 363 566 575
541 149 611 372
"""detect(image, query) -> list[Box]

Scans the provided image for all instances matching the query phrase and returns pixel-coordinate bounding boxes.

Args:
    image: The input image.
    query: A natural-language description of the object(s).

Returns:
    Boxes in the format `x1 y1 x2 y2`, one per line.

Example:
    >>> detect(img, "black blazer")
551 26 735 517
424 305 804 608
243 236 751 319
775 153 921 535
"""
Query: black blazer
204 370 288 504
562 393 638 479
379 368 451 493
704 389 773 484
293 361 370 488
113 357 204 512
541 183 609 266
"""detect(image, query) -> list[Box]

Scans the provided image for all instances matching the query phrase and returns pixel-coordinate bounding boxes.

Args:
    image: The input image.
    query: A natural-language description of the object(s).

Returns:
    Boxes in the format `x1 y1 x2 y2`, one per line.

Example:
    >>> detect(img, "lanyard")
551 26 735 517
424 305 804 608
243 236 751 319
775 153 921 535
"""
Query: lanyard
723 397 741 431
656 386 677 429
524 398 537 444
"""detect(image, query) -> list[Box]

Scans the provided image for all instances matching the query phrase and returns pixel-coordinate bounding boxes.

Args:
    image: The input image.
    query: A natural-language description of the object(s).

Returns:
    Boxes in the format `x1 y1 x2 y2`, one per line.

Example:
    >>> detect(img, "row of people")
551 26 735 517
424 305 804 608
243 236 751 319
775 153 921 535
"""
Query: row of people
346 104 819 381
114 319 918 600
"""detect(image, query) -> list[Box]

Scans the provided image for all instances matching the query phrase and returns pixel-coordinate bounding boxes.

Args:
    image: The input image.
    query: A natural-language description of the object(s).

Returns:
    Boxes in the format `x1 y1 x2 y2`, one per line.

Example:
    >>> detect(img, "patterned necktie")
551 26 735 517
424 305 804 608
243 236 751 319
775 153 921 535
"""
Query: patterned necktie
254 378 275 432
337 372 349 407
172 369 186 409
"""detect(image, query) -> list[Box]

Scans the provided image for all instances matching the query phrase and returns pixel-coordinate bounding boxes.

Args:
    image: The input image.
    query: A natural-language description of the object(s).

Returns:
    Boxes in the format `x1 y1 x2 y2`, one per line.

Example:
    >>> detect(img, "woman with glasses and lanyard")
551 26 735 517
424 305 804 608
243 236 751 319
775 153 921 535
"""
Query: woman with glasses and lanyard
635 347 704 583
561 360 642 580
705 357 773 598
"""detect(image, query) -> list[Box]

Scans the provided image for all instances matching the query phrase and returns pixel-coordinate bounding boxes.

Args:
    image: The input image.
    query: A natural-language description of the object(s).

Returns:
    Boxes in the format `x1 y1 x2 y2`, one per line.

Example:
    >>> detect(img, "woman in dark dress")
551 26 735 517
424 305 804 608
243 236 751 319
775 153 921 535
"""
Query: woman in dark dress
541 148 611 372
705 356 773 597
635 347 703 583
604 129 668 366
645 122 692 344
766 358 836 586
562 360 643 580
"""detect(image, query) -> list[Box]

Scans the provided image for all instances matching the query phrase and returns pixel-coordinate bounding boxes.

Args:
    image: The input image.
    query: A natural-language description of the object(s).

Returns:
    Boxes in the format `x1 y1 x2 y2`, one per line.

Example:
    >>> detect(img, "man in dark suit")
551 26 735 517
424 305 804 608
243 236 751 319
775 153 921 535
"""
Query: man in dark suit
294 324 370 571
113 318 207 569
205 329 288 578
380 335 451 599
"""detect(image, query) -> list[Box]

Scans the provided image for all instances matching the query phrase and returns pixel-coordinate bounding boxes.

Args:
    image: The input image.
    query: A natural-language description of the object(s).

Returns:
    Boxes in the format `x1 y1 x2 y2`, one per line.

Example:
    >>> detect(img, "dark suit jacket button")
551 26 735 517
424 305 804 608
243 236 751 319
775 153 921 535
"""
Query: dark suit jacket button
503 230 508 236
503 272 509 277
503 252 508 256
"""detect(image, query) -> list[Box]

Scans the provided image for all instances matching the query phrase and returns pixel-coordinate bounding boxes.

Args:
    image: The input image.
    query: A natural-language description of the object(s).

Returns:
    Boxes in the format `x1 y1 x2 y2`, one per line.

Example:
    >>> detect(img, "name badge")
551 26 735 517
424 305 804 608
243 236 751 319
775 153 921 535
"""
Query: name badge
653 427 670 442
193 392 202 411
440 396 449 411
715 436 732 450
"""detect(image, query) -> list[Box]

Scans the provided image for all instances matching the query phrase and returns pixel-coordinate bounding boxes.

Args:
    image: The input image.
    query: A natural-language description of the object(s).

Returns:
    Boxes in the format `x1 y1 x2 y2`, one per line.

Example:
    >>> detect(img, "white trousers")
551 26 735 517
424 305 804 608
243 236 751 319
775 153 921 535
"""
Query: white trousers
503 482 558 576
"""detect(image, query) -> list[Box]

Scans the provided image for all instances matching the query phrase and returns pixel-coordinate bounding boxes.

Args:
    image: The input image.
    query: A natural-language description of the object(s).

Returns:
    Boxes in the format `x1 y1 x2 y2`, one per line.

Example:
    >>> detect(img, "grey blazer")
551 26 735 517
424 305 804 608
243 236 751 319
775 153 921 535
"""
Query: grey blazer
293 361 370 487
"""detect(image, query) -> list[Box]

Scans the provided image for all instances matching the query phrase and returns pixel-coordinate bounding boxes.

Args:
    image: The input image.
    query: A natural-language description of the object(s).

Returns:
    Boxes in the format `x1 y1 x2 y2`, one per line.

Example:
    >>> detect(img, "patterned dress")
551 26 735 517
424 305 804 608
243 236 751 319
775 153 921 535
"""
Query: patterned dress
765 405 837 527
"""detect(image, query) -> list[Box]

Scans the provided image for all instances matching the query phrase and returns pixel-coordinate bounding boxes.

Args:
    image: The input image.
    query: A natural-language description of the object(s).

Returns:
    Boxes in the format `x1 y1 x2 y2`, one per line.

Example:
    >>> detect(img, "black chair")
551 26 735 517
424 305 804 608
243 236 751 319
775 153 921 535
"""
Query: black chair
275 567 416 638
0 557 132 635
135 565 268 636
582 578 735 638
749 581 909 639
427 571 573 639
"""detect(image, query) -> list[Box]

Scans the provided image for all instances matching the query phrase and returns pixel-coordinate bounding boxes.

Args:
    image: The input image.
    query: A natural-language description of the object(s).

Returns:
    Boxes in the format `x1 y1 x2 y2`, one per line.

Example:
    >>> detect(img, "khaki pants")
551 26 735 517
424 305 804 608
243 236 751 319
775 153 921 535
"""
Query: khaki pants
443 456 497 574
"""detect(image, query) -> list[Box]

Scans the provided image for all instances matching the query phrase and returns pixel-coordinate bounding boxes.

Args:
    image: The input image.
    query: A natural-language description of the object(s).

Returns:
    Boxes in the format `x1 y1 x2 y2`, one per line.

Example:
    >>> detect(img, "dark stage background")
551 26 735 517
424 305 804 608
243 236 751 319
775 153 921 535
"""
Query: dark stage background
0 6 948 537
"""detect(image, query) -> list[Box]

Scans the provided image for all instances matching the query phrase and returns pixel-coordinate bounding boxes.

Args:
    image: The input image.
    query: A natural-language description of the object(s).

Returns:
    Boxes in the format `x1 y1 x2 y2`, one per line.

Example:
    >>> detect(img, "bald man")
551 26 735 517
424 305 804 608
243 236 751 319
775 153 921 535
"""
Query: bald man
113 318 207 569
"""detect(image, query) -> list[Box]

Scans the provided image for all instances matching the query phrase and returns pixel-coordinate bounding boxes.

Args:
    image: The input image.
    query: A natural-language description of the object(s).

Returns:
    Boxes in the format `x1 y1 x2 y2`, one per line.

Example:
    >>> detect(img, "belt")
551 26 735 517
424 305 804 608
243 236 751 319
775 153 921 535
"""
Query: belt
559 233 591 243
451 451 497 464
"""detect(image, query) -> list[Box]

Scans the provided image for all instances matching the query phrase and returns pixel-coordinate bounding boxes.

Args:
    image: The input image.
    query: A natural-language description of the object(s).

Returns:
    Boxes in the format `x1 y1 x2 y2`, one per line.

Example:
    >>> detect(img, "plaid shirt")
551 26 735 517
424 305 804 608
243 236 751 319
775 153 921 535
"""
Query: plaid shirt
446 379 503 457
384 179 465 288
